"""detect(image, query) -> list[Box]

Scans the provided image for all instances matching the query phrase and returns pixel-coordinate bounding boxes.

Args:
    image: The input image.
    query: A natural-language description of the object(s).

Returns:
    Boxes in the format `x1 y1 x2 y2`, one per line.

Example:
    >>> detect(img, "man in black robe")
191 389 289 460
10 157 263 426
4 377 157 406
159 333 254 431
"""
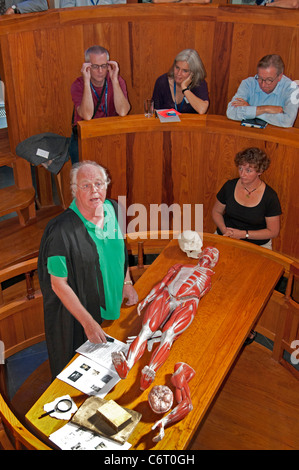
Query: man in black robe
38 161 137 379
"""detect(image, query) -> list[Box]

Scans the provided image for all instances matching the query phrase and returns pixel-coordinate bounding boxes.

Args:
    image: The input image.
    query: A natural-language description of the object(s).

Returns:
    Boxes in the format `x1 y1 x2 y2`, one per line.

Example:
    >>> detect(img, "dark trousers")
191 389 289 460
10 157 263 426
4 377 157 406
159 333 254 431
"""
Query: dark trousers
69 129 79 164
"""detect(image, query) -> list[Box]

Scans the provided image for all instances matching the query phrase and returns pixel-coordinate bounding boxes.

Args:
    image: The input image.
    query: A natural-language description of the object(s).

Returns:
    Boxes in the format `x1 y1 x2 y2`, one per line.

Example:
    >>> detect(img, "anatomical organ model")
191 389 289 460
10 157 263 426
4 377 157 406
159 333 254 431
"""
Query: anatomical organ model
112 246 219 390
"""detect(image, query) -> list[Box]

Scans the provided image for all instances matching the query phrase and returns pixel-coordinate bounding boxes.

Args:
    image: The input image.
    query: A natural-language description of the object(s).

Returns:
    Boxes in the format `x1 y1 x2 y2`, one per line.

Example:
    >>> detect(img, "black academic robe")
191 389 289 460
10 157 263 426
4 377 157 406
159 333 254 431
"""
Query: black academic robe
38 201 127 379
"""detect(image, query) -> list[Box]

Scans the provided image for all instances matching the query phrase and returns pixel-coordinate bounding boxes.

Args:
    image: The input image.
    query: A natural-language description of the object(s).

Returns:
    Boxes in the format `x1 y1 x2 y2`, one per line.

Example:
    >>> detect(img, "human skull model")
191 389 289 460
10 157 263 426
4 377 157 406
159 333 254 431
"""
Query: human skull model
178 230 203 258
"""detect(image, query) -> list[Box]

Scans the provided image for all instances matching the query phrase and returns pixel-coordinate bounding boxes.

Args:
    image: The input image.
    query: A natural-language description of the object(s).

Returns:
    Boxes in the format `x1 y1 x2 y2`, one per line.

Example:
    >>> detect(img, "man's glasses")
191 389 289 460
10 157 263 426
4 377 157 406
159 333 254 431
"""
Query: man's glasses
76 182 106 192
254 74 279 85
90 64 108 71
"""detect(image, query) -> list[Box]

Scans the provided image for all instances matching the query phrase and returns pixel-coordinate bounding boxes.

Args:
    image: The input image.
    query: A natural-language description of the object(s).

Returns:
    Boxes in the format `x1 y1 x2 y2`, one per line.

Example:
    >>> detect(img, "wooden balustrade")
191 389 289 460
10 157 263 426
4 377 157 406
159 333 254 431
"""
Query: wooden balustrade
0 258 44 358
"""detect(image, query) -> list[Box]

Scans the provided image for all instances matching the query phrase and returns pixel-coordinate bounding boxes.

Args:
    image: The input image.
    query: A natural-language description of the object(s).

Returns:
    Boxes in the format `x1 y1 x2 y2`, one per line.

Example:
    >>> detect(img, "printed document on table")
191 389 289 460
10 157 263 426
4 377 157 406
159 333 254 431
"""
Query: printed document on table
76 338 129 371
49 422 131 450
56 355 120 397
57 337 129 396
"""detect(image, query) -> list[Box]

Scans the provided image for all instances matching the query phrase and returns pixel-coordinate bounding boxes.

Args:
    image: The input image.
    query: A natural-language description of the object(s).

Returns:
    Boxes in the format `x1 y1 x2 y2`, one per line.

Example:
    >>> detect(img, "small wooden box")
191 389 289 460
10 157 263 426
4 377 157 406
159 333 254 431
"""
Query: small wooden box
96 400 132 432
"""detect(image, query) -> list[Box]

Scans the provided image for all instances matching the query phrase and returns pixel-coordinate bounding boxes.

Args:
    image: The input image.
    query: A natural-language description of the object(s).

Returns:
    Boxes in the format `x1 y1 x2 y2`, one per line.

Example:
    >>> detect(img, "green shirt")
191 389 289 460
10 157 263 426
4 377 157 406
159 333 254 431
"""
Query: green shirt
47 199 125 320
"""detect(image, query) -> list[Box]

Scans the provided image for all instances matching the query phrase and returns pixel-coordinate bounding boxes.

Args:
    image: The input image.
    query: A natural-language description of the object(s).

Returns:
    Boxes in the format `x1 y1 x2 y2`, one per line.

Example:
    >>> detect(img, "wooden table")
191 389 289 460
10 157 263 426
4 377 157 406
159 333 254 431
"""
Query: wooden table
26 235 284 450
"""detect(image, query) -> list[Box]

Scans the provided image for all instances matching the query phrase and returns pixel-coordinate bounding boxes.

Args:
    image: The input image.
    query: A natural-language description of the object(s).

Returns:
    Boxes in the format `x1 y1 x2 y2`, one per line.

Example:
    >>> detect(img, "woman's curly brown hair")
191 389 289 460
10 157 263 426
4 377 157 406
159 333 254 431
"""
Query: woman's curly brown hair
234 147 270 173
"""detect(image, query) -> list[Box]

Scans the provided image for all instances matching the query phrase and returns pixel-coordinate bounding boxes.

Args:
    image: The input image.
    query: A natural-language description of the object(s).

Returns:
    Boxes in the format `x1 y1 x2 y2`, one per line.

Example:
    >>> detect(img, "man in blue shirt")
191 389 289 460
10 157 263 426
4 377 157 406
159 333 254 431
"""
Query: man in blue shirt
59 0 125 6
226 54 299 128
4 0 47 13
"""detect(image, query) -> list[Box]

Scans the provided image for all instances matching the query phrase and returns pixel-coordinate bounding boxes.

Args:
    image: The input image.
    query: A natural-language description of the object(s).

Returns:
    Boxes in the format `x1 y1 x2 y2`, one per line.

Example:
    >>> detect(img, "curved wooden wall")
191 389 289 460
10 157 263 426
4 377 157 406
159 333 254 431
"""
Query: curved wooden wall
0 4 298 257
78 114 299 259
0 4 299 146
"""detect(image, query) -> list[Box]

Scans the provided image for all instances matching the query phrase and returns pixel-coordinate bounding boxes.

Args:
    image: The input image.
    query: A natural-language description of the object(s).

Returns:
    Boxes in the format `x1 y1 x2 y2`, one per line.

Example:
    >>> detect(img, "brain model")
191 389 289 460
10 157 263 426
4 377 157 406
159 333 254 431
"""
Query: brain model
148 385 174 414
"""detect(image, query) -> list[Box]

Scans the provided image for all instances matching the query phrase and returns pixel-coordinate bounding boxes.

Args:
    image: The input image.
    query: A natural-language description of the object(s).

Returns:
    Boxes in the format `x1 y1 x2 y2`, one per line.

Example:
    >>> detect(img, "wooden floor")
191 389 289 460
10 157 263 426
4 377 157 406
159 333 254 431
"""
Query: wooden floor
189 341 299 450
11 360 52 420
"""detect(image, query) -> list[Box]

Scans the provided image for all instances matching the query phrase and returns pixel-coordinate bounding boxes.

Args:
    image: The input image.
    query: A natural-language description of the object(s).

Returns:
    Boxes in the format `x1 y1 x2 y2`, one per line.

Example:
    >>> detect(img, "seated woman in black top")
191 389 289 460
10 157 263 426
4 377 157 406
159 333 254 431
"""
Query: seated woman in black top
152 49 209 114
212 147 281 250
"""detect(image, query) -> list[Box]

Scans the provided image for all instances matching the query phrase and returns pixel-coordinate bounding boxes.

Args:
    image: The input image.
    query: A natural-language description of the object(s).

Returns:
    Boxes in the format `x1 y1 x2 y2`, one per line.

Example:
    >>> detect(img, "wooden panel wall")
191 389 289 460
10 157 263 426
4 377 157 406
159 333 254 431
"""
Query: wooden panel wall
0 4 299 148
78 115 299 259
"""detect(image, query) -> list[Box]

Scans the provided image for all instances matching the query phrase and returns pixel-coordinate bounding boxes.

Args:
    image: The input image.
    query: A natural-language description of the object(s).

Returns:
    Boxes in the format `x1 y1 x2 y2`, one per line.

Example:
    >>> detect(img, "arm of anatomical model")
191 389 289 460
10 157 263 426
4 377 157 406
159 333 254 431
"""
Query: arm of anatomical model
151 362 195 442
171 362 195 401
152 399 193 442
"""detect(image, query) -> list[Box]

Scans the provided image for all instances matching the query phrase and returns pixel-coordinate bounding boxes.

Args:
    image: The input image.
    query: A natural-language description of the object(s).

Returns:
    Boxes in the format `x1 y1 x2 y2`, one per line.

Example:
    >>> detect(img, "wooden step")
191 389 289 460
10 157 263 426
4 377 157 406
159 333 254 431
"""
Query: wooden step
0 186 35 223
0 206 63 269
0 128 15 167
0 153 16 167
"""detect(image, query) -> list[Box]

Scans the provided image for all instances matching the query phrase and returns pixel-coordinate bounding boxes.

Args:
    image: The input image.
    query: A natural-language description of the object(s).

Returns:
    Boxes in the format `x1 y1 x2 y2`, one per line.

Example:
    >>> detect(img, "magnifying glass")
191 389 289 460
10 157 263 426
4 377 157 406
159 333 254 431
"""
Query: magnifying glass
38 398 73 419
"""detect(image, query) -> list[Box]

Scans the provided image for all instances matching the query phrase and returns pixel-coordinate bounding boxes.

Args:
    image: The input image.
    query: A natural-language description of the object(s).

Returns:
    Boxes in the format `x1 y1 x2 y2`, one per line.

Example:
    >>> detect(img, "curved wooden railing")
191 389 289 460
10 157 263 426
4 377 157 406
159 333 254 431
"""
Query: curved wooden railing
0 258 50 450
0 258 44 358
0 393 51 450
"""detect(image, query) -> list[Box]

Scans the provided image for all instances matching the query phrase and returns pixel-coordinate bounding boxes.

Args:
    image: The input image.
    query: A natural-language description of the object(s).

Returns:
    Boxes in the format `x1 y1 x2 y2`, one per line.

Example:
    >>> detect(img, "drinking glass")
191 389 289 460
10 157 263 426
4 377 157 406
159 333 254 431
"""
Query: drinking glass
144 99 154 118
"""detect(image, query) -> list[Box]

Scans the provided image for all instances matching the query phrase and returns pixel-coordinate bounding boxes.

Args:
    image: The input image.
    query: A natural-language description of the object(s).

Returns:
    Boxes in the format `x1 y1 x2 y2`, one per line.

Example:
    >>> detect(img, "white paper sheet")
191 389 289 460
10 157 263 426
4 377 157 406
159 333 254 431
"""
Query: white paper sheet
49 422 131 450
76 337 129 371
56 355 120 397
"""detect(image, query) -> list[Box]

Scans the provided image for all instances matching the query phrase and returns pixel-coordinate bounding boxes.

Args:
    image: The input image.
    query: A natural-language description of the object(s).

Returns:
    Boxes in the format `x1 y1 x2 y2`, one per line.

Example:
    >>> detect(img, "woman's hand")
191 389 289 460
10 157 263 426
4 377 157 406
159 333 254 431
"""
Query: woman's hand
224 228 245 239
181 73 193 90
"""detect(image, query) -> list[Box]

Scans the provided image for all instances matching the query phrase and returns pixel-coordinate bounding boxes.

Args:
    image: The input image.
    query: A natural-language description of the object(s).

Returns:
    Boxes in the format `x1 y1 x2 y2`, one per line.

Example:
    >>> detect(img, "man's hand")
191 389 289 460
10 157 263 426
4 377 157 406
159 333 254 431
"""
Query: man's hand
108 61 120 82
122 284 139 306
83 316 107 344
4 7 15 14
231 97 249 107
256 105 283 115
81 62 92 82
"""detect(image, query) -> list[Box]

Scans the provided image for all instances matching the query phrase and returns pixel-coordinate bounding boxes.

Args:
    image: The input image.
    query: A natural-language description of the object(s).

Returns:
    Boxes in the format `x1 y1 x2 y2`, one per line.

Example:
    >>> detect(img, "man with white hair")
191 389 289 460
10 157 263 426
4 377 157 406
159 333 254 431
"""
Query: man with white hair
38 161 137 379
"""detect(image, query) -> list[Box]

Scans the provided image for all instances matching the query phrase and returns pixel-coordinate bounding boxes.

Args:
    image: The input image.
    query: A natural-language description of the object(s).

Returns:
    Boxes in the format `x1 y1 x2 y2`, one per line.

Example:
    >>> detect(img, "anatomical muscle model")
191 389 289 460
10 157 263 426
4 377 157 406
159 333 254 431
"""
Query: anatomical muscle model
112 246 219 390
151 362 195 442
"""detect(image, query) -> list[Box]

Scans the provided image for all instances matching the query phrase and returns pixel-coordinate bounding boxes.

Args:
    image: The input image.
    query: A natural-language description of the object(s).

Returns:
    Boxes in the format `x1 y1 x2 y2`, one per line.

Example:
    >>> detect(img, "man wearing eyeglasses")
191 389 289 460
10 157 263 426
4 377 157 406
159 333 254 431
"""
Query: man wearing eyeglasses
226 54 299 128
69 45 130 163
38 161 138 379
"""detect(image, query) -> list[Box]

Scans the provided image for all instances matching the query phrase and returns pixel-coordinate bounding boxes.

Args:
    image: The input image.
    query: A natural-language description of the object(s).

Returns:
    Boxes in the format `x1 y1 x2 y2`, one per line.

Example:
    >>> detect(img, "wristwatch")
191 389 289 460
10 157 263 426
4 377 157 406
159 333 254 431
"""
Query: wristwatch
11 5 20 12
182 87 190 94
245 231 249 239
124 280 133 285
